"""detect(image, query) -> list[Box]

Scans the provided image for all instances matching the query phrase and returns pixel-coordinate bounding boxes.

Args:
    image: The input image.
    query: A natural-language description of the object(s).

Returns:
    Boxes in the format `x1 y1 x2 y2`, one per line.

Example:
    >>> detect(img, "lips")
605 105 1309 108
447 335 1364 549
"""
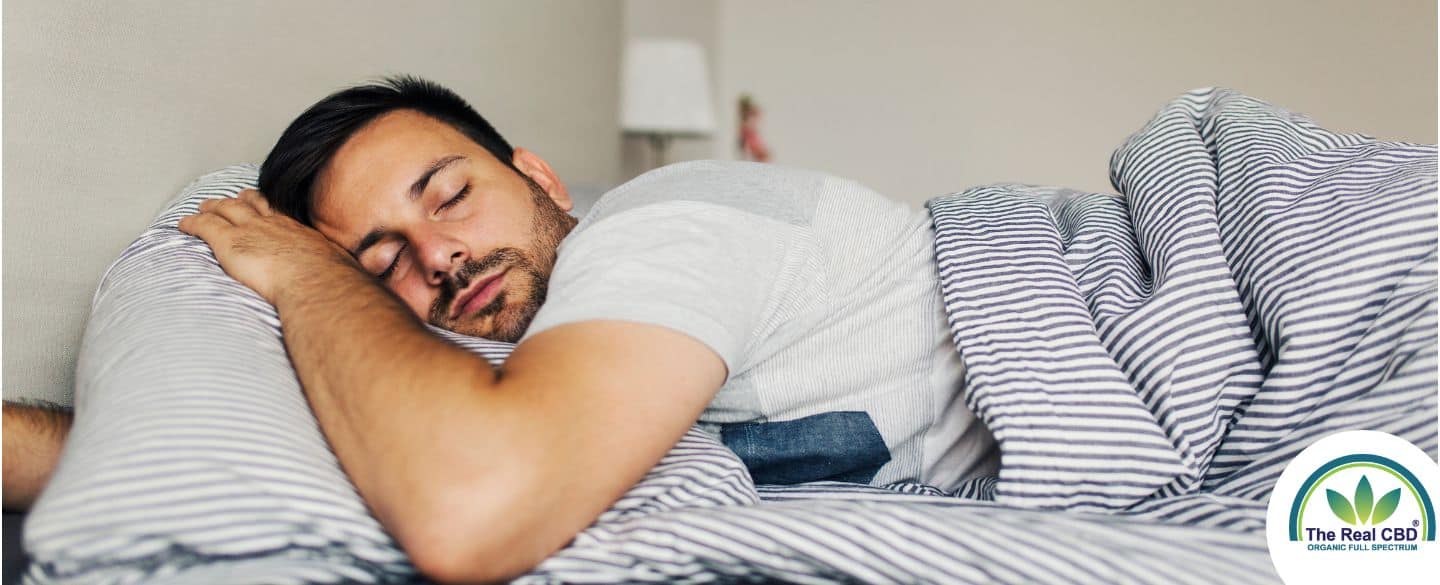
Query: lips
450 269 507 320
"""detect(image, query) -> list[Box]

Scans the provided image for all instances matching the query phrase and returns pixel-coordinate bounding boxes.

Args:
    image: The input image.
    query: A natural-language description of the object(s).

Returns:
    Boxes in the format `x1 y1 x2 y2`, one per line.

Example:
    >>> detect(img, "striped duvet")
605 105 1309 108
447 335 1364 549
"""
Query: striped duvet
24 88 1435 584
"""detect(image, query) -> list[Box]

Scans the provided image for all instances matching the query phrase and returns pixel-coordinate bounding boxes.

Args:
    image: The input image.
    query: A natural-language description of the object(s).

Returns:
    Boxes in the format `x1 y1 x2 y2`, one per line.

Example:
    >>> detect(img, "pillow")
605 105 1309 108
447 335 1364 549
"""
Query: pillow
24 165 756 584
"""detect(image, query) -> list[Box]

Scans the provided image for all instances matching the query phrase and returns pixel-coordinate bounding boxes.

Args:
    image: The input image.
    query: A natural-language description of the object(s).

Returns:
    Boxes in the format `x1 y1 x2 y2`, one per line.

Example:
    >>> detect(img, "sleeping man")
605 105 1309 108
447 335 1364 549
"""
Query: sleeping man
2 76 998 583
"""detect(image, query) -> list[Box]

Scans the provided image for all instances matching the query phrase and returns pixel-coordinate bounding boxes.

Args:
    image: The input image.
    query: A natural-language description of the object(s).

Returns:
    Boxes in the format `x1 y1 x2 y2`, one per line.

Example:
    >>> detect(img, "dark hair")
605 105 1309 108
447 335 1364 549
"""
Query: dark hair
258 75 516 225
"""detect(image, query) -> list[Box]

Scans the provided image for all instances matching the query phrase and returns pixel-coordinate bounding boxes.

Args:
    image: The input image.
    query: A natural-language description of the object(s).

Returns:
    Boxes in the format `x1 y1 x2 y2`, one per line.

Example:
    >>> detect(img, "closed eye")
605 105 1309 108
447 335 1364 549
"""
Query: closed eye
378 242 407 280
438 184 471 213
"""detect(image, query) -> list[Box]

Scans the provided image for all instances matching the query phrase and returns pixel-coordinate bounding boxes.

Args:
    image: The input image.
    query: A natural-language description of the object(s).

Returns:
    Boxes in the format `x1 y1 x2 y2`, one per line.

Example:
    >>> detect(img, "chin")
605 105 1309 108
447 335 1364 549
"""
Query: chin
436 271 547 343
489 305 537 343
444 301 533 343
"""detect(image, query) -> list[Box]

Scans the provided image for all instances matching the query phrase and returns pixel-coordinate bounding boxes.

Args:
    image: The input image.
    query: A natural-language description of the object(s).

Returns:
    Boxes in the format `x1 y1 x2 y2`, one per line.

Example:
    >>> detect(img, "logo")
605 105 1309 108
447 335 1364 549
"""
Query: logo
1290 454 1432 546
1267 431 1439 583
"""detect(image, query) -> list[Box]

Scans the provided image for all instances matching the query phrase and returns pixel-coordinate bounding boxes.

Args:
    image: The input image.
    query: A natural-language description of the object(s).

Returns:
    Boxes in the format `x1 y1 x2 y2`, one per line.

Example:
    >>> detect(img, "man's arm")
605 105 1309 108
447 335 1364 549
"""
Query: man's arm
180 193 726 583
3 401 73 511
277 264 723 582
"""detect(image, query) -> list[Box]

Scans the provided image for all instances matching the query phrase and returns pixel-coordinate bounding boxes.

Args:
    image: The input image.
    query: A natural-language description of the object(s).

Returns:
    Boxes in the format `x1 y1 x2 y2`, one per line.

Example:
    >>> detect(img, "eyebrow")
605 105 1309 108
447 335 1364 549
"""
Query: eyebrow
350 154 467 256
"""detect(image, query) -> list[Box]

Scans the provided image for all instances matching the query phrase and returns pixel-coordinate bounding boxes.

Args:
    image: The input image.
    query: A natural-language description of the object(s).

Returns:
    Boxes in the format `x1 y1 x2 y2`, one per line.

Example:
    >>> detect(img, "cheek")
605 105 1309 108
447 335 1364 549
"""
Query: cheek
389 277 435 320
481 197 532 240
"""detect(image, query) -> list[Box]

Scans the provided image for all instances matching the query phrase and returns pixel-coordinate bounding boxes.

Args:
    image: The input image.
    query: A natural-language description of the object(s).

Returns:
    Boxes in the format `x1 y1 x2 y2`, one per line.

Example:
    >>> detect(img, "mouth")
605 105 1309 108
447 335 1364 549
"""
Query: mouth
450 269 508 320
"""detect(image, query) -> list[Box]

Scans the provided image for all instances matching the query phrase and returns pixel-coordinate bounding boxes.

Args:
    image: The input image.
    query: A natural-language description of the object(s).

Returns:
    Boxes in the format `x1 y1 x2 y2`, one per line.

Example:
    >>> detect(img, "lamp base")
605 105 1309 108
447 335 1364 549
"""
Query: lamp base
647 134 672 169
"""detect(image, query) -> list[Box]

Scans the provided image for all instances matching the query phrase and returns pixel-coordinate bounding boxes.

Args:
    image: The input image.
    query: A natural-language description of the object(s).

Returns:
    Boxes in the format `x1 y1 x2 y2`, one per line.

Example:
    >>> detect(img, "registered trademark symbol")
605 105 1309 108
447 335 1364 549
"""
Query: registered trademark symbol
1413 520 1421 527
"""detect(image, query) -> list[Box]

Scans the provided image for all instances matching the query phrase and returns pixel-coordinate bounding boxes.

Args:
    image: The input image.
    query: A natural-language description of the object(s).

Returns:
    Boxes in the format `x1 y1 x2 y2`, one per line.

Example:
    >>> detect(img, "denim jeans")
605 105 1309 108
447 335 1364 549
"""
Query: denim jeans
720 411 891 485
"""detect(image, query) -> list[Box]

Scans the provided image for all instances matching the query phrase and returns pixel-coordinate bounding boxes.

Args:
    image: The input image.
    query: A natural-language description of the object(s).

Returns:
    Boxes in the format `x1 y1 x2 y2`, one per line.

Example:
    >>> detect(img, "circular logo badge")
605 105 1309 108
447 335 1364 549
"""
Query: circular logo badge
1266 430 1439 583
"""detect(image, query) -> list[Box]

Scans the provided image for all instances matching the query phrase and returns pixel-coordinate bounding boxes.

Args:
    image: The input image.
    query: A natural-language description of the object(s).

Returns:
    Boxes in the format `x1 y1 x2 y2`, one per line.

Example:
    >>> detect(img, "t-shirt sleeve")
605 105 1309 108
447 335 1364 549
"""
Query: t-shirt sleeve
520 199 813 375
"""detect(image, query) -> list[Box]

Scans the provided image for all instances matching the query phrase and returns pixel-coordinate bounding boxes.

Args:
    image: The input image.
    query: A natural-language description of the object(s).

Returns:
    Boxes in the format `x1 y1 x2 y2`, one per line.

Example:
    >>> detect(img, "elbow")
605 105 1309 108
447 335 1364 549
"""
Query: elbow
407 524 541 584
410 541 533 585
401 490 553 584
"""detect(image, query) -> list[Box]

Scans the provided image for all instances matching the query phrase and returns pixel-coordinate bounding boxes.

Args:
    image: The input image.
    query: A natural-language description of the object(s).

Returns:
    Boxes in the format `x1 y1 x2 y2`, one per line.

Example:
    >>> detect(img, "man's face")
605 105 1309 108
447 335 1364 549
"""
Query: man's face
309 110 576 342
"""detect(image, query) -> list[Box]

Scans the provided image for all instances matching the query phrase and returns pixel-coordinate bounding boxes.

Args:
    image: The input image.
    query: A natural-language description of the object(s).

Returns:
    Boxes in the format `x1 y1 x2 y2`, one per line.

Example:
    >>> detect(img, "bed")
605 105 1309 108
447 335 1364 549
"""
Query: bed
19 88 1436 584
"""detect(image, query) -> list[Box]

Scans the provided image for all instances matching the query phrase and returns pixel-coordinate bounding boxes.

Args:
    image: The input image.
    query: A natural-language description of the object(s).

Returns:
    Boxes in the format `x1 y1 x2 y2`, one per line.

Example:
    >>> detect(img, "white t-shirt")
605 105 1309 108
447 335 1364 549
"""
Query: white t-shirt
522 160 999 491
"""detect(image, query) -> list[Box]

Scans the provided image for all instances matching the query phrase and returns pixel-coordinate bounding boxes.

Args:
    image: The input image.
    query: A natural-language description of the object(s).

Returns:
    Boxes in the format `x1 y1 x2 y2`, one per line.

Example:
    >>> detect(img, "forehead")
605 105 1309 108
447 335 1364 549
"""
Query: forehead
310 110 475 244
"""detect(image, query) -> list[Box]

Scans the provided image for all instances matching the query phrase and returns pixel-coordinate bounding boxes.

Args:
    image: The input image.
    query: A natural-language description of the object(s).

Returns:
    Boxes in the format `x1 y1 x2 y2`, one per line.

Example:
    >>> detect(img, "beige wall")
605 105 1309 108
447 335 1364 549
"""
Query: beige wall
712 0 1437 204
3 0 623 404
621 0 720 179
6 0 1435 404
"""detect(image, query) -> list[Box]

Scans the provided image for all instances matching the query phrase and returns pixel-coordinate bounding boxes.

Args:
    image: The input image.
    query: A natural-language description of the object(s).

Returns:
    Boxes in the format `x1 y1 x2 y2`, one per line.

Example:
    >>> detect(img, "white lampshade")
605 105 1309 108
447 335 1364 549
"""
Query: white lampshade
621 38 716 136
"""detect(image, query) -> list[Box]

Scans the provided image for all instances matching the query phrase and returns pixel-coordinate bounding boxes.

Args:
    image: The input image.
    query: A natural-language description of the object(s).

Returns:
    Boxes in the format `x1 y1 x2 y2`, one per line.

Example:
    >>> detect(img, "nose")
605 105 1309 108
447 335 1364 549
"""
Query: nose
414 231 467 287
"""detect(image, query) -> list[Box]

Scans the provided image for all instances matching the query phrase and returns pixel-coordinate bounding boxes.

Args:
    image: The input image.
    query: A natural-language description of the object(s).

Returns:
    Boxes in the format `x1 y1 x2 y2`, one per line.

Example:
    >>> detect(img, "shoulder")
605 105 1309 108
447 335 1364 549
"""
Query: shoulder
584 161 839 228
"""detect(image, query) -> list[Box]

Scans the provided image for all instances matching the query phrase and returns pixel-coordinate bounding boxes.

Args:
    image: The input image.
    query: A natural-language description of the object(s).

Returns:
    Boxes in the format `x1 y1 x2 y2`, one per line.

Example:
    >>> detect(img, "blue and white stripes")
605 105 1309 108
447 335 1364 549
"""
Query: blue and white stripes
25 89 1435 584
929 88 1435 521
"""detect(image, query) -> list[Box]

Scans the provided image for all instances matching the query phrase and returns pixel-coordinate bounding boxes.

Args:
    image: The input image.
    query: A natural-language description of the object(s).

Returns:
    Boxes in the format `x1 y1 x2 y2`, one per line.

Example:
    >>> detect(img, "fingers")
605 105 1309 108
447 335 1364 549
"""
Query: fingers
198 195 261 224
184 189 277 235
238 189 276 216
179 187 301 252
177 210 233 241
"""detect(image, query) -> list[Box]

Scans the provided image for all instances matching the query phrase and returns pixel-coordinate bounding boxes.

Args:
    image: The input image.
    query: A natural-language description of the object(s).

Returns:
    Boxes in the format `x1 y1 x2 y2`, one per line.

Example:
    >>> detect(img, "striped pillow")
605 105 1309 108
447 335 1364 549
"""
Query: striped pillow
24 165 755 584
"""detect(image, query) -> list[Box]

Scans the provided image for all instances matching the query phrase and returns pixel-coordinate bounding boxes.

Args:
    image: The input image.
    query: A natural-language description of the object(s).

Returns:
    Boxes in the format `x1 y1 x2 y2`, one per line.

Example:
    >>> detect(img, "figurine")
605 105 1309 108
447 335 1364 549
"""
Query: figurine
738 94 771 162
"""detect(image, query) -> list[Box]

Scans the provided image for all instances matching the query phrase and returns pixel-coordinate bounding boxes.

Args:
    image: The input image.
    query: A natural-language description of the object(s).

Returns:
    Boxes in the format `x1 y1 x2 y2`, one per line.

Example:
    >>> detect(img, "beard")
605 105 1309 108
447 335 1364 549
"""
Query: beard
425 178 576 342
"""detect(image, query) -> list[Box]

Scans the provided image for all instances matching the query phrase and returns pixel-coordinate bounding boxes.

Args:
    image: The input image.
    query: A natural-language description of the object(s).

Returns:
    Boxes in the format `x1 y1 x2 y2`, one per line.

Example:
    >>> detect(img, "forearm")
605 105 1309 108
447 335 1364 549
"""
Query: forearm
3 401 73 511
271 260 519 562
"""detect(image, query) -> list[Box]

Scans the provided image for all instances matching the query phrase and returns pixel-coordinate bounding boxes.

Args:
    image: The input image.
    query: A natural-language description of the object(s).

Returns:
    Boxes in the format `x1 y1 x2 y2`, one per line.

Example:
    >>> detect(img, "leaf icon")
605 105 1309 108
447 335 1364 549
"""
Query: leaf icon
1328 489 1357 525
1371 489 1402 525
1355 476 1374 524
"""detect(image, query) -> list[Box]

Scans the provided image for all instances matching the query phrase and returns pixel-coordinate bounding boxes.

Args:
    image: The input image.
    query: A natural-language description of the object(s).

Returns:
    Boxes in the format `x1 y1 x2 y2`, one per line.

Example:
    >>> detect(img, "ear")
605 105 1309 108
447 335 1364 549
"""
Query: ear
511 148 573 213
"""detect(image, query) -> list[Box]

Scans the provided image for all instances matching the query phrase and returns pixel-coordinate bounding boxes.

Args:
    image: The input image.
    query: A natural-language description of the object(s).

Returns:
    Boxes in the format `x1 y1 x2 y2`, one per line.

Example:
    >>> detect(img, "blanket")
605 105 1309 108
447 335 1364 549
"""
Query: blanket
23 89 1434 585
509 88 1436 584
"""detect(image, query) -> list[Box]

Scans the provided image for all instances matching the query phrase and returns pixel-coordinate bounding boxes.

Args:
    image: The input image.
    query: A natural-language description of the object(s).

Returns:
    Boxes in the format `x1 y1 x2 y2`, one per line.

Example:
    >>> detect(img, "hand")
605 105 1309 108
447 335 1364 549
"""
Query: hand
3 401 73 512
178 189 357 304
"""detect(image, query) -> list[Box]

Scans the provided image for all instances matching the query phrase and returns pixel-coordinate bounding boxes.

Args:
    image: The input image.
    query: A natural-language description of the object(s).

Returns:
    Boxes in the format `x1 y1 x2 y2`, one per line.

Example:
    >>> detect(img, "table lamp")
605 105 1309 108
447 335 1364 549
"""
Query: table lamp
621 38 716 168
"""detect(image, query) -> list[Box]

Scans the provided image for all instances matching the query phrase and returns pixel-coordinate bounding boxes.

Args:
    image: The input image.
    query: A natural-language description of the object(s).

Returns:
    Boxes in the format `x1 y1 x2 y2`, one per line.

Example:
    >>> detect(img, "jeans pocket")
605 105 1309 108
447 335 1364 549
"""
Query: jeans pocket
720 411 891 485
